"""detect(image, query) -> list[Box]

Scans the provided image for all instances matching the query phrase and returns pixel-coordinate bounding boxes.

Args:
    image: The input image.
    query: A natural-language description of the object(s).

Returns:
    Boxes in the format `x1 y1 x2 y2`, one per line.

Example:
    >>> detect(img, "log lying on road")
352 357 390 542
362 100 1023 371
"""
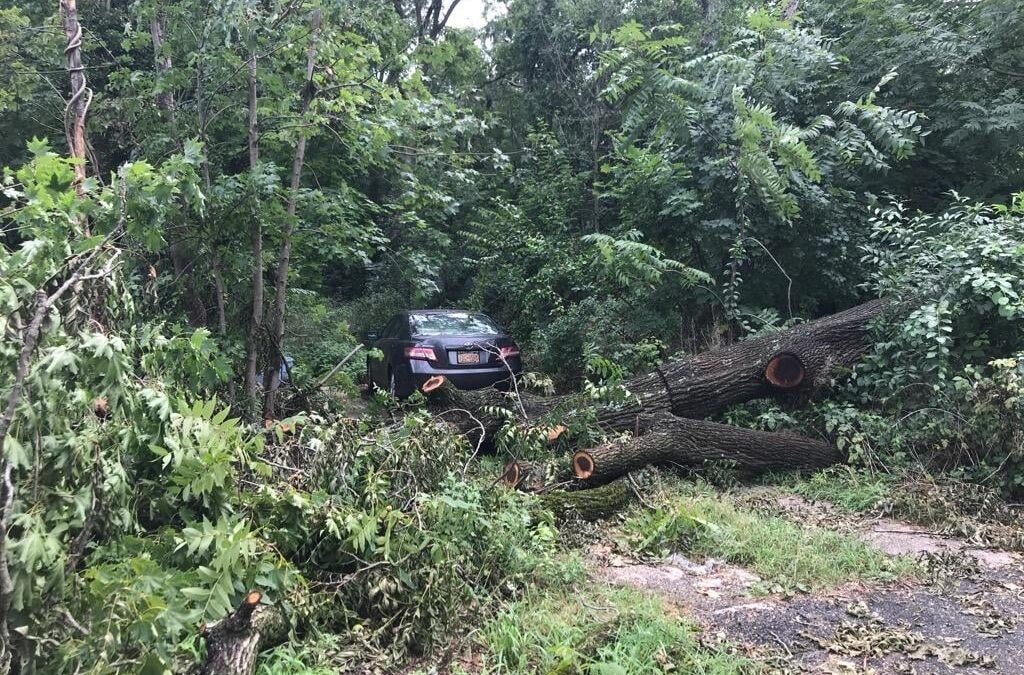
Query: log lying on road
571 414 842 487
427 299 885 439
199 592 288 675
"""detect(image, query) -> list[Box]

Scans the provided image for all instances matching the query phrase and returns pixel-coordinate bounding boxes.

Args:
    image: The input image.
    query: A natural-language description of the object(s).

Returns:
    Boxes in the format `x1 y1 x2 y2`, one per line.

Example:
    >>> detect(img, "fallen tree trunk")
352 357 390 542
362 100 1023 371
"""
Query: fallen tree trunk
199 592 288 675
427 299 884 438
538 480 632 520
571 414 842 487
596 298 885 427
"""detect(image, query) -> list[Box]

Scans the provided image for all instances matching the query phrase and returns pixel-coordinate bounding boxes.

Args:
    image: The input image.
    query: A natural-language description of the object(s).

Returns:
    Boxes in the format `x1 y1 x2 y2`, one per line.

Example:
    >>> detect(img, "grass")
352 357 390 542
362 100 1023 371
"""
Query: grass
786 466 895 512
623 481 916 593
786 466 1024 552
476 586 757 674
255 633 356 675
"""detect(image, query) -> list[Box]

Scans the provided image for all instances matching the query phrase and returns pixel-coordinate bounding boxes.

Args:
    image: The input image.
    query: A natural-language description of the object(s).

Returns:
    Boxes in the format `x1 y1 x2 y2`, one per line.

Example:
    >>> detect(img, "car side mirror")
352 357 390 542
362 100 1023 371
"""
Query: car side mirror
365 330 379 343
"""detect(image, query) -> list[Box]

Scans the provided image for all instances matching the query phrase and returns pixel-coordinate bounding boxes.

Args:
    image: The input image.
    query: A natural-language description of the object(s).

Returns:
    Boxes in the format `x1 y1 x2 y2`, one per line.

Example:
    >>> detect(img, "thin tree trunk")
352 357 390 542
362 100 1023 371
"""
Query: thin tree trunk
243 50 263 403
212 256 227 336
152 2 213 329
60 0 89 197
194 42 231 375
698 0 723 51
263 10 321 420
149 4 175 115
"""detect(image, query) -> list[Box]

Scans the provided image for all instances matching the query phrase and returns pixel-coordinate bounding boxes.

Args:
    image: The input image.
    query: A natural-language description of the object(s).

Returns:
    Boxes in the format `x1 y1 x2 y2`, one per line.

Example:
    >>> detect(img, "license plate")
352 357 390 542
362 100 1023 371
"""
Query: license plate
457 351 480 365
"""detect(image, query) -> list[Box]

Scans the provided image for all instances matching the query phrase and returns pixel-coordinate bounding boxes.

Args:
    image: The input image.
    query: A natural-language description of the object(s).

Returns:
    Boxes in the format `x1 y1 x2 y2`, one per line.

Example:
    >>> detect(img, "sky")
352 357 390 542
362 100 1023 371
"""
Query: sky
446 0 502 29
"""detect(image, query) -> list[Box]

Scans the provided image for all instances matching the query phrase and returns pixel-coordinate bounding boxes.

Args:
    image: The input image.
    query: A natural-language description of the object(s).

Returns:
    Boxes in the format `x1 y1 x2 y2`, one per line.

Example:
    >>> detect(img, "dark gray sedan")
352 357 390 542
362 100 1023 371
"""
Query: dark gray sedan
366 310 522 397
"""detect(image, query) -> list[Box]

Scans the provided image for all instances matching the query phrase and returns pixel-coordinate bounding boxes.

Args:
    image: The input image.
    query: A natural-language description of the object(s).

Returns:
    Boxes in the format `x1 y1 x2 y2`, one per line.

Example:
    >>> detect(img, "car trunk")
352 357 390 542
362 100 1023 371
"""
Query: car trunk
416 335 508 368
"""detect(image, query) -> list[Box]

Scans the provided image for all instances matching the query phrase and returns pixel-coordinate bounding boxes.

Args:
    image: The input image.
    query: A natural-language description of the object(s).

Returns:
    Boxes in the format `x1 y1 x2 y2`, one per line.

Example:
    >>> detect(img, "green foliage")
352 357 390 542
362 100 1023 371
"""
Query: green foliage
791 467 896 513
842 194 1024 483
243 411 565 660
864 194 1024 383
3 0 1024 671
596 15 923 324
583 230 709 290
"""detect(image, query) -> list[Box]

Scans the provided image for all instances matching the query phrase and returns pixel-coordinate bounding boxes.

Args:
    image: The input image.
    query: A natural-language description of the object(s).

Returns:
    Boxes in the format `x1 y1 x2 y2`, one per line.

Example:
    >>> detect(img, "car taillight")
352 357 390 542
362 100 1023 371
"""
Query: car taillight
499 345 520 359
404 346 437 361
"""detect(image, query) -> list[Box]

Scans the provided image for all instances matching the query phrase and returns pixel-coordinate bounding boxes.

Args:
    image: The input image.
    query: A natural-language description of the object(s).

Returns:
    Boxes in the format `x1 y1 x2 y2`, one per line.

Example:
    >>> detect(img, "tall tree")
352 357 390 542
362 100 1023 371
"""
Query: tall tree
263 9 322 419
243 45 263 403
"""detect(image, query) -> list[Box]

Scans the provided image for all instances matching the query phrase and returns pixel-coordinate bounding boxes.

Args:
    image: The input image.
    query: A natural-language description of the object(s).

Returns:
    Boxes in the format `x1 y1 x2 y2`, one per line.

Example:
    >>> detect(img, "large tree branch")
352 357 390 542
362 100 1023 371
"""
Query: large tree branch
571 413 842 487
198 592 288 675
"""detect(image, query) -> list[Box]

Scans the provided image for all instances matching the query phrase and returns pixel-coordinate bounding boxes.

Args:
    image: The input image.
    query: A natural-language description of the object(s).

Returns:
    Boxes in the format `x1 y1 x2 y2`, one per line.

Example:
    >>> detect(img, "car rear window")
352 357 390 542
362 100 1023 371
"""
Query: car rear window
410 312 500 336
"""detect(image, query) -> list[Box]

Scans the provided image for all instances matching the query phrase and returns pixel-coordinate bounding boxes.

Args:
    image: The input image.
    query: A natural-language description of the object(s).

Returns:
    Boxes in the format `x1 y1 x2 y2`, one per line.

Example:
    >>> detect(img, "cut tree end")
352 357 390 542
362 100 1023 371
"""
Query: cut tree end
244 591 262 606
764 352 805 390
546 425 568 443
499 461 521 487
421 375 446 394
572 451 595 480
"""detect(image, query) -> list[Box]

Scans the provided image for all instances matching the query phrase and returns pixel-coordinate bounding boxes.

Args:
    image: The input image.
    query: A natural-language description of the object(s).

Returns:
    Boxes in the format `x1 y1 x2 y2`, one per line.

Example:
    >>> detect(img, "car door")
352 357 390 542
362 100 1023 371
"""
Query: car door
384 315 413 379
370 315 401 387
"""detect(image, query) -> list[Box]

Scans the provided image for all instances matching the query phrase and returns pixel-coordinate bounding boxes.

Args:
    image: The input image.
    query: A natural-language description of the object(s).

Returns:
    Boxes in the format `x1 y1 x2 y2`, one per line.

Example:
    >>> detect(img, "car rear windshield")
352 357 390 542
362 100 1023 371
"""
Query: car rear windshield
410 312 499 336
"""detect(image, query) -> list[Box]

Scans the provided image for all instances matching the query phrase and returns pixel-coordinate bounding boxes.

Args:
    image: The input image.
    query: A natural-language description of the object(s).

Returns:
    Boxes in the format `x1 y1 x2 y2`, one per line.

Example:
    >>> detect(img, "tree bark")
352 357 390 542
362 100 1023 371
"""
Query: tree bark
571 413 842 487
149 4 176 116
263 9 321 420
61 0 89 195
198 592 288 675
698 0 723 51
243 49 263 403
498 459 575 492
428 299 885 438
538 480 632 521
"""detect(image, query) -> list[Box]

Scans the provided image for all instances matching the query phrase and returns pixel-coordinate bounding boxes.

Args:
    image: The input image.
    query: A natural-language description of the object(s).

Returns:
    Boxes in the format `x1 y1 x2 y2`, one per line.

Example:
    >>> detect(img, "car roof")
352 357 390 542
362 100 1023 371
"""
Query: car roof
404 309 487 316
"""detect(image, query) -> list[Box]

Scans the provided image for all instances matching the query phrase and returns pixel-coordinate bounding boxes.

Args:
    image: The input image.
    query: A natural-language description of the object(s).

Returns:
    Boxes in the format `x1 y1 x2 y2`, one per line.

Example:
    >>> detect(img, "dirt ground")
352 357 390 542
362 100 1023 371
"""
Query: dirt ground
594 491 1024 674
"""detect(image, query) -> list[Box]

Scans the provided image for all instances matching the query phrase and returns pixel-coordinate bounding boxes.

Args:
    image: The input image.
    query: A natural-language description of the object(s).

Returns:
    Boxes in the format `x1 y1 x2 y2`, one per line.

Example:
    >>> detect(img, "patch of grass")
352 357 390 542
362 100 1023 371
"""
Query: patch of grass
787 468 1024 552
477 586 757 674
623 483 915 593
255 634 354 675
788 467 895 512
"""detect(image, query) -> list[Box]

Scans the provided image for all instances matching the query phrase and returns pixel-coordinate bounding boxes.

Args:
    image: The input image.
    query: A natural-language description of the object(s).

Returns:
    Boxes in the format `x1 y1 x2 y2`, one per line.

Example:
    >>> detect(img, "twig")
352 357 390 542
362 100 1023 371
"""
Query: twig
626 473 652 508
431 408 486 477
261 457 304 474
309 344 364 391
57 607 89 637
745 236 793 320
